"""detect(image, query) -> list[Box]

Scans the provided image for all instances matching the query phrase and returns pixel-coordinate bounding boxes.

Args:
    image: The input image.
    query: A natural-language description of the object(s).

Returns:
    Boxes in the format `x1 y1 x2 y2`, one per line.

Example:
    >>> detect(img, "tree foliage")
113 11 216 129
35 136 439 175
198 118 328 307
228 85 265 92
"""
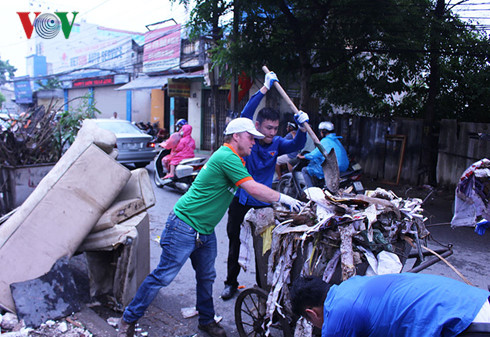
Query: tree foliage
178 0 489 123
35 77 62 90
0 59 16 85
0 93 100 166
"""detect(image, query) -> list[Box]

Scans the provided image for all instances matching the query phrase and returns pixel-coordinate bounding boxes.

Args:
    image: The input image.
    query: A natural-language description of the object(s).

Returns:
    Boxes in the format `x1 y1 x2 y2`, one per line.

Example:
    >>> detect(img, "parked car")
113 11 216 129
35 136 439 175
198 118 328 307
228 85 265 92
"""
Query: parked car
90 119 157 168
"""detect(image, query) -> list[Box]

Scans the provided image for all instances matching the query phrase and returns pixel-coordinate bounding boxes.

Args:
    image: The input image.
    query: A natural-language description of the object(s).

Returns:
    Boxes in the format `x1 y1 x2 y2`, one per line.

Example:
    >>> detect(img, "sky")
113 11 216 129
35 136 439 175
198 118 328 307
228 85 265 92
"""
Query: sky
0 0 190 77
0 0 488 78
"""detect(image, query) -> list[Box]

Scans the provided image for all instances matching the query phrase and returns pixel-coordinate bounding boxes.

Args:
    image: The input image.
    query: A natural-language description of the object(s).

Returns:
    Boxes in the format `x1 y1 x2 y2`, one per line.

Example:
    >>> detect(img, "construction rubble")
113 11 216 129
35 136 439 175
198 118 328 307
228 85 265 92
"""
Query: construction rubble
241 186 430 335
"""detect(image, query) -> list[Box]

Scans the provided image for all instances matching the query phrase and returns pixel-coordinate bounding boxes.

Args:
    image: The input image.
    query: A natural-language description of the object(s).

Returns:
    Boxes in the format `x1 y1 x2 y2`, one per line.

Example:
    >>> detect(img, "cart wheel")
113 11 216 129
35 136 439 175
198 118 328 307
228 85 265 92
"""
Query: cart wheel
235 287 294 337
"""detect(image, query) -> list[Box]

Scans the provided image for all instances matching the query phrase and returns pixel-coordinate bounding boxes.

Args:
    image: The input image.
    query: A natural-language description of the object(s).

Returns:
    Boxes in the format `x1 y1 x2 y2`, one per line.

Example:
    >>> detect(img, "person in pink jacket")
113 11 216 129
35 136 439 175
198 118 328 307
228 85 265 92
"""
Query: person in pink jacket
162 123 195 179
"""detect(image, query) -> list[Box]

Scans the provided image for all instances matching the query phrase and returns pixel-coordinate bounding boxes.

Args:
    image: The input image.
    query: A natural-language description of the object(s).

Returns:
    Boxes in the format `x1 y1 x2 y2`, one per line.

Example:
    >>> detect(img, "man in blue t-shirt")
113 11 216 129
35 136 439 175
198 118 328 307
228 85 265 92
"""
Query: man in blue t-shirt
221 72 308 300
290 274 490 337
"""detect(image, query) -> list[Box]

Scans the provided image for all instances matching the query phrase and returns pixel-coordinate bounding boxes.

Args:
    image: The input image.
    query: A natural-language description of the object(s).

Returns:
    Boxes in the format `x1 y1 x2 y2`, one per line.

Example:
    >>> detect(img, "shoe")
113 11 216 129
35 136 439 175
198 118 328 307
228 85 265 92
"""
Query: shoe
220 285 237 300
117 318 135 337
198 321 227 337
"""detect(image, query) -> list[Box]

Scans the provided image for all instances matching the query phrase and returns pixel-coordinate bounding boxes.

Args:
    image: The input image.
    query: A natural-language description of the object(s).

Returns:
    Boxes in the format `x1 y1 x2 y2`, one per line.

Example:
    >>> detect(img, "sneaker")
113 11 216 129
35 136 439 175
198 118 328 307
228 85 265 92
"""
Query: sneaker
198 321 227 337
220 285 237 300
117 318 136 337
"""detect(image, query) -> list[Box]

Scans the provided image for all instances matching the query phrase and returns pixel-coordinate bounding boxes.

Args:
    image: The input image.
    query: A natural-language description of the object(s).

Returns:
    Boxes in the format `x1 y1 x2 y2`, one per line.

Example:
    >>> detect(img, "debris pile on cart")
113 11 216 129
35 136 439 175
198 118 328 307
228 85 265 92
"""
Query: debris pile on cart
242 186 430 335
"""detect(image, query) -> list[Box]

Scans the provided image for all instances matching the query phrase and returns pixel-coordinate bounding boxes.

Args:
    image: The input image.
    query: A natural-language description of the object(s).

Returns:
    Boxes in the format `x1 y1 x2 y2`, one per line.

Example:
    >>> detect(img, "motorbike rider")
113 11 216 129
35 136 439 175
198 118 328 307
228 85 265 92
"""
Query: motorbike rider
160 119 195 179
299 121 349 188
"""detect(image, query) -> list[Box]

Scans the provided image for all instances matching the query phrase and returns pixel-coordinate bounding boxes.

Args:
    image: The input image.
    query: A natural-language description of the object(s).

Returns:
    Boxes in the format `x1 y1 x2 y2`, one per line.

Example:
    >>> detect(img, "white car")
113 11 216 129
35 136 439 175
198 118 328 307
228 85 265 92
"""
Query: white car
91 119 157 168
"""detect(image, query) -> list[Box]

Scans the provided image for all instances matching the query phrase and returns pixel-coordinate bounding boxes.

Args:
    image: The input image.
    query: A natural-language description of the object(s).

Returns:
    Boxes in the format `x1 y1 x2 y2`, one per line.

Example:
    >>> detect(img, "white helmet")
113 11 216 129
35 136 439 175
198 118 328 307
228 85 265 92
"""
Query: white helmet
319 121 334 131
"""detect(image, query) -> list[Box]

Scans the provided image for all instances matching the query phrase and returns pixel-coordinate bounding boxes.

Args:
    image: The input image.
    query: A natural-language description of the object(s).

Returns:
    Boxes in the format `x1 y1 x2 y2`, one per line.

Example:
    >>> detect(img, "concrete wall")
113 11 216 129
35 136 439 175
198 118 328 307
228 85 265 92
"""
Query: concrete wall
188 82 203 150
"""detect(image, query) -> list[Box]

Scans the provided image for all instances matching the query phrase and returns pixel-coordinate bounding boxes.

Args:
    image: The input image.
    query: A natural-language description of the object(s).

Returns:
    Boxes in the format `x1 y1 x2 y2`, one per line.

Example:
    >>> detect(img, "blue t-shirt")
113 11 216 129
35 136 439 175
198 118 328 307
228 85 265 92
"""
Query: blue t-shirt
322 273 490 337
236 90 307 207
305 133 349 179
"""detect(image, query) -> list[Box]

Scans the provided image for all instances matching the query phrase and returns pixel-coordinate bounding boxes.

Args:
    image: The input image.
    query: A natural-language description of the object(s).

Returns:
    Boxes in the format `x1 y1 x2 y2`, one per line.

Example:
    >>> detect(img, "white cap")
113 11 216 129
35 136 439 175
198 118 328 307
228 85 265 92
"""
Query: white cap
319 121 334 131
224 118 264 139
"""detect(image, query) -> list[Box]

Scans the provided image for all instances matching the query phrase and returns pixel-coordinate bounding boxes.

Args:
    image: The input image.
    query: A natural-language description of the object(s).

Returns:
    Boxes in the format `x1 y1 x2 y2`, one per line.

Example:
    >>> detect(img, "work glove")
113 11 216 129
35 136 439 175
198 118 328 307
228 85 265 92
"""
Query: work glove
264 71 279 90
294 110 310 127
278 193 305 212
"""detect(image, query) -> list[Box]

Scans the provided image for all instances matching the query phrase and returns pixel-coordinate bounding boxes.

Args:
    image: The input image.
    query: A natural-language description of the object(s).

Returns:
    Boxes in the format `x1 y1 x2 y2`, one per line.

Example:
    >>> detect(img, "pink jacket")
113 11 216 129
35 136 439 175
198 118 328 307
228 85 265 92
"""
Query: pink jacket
168 124 195 165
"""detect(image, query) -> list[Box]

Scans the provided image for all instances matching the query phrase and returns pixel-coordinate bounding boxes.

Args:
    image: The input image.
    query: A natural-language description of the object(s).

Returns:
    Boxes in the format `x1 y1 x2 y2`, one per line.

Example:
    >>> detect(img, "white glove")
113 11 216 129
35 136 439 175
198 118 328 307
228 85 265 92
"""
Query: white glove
294 110 310 126
264 71 279 90
278 193 305 212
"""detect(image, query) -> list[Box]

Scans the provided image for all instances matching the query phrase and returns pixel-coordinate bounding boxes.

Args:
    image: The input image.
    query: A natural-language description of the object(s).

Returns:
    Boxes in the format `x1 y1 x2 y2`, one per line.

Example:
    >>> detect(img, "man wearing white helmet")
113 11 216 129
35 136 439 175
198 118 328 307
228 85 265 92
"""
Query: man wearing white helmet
300 121 349 188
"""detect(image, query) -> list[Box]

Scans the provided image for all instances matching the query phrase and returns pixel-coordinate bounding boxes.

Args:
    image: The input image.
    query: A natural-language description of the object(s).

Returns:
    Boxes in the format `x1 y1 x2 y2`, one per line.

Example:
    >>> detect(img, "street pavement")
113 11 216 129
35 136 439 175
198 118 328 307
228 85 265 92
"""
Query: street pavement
130 164 489 337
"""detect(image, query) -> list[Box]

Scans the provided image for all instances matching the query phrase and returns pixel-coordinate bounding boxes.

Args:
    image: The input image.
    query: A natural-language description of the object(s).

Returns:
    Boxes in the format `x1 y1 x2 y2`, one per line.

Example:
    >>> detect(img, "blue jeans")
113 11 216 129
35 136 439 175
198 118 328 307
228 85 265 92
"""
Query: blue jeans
123 211 217 325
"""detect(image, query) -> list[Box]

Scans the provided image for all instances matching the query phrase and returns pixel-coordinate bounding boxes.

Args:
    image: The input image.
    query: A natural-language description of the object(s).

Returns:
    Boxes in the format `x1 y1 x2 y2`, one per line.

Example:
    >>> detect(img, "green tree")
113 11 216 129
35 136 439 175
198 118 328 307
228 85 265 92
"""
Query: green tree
54 93 101 157
0 59 16 85
35 77 62 90
0 92 5 109
179 0 489 184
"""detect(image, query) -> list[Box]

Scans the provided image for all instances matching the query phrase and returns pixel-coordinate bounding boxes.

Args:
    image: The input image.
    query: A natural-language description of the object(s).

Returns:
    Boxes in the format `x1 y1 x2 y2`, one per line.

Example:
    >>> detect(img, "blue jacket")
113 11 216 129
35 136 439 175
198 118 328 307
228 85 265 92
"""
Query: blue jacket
236 90 306 206
304 133 349 179
322 273 490 337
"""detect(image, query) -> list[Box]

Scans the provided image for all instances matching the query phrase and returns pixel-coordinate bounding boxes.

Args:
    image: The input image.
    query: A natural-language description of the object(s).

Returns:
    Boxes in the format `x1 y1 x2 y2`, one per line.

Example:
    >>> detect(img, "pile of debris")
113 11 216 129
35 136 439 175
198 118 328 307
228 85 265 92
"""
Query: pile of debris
0 120 155 335
0 312 92 336
243 186 430 334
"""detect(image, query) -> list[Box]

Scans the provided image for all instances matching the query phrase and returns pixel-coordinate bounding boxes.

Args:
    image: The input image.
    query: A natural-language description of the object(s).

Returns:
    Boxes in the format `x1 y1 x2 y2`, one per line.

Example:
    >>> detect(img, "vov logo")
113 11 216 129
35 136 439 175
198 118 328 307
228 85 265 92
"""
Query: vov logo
17 12 79 39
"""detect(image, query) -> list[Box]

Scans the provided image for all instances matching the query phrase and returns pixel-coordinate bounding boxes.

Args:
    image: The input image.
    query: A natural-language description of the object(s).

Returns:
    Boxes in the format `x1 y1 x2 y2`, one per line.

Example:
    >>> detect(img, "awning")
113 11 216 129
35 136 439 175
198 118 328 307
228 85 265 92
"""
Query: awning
115 70 204 91
115 75 168 91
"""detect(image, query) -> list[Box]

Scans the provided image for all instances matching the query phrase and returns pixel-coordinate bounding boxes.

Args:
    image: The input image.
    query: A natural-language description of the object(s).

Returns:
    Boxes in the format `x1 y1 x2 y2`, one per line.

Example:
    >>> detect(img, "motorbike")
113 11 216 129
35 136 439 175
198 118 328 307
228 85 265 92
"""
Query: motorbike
275 157 365 199
153 148 207 193
339 160 365 194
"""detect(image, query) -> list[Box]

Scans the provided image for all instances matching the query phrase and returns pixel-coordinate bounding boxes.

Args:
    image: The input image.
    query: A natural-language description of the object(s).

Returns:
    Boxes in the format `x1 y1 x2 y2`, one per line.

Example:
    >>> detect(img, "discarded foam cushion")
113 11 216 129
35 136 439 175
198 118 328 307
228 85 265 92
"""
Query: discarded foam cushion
0 124 131 313
91 198 146 233
81 212 150 308
114 168 156 209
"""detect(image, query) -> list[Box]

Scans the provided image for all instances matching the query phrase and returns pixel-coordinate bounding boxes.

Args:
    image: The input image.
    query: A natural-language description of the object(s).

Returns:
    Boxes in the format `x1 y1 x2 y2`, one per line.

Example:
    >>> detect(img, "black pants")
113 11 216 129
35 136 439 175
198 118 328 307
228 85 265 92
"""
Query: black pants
224 197 266 288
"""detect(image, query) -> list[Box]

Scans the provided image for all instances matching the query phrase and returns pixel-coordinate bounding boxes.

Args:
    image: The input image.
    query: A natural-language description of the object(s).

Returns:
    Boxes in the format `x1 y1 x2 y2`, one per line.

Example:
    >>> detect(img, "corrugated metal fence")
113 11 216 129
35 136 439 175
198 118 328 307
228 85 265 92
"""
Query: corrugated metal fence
328 115 489 187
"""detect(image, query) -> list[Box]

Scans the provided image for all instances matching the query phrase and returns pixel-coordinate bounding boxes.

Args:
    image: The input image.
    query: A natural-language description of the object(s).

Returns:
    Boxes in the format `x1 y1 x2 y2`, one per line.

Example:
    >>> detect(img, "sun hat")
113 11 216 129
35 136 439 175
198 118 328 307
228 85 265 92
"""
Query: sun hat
224 118 264 139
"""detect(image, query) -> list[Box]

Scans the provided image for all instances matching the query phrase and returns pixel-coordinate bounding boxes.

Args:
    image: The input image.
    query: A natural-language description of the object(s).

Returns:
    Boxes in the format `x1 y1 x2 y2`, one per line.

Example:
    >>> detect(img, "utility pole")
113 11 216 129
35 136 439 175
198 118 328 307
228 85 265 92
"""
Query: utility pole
230 0 239 114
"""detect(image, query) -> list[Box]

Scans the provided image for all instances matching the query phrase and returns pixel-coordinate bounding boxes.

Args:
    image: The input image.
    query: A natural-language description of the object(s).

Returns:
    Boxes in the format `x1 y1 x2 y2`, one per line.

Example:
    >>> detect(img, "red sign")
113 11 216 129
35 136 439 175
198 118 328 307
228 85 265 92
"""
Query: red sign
72 75 114 88
143 24 181 73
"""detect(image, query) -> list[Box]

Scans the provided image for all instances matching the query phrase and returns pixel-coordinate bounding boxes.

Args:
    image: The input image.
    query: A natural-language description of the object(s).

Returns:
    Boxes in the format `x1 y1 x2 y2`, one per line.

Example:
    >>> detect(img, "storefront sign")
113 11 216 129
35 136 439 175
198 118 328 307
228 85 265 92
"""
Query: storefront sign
51 36 134 75
72 75 114 88
168 79 190 97
14 79 33 104
143 24 181 73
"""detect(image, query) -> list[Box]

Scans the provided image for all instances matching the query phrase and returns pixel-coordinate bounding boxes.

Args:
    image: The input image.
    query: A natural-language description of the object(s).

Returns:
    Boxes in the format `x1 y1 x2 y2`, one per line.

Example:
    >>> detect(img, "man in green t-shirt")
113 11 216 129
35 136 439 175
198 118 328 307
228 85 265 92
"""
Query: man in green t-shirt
118 118 303 337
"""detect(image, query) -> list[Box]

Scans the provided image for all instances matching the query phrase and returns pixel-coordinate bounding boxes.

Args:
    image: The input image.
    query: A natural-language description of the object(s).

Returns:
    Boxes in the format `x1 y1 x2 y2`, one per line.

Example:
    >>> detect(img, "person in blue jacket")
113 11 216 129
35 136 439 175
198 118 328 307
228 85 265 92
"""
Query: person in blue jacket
221 72 309 300
290 274 490 337
300 121 349 188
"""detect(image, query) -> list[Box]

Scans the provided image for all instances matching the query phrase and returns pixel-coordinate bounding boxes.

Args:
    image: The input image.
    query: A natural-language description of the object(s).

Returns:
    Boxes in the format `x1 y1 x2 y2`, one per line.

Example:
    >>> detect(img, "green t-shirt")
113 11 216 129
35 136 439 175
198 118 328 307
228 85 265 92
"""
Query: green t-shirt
174 144 252 234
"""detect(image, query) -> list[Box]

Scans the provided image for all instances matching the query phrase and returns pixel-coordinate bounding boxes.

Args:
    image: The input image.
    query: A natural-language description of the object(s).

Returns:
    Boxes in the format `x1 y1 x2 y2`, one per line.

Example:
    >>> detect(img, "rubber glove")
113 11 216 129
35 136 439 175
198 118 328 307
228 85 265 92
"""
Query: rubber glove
294 110 310 126
278 193 305 212
264 72 279 90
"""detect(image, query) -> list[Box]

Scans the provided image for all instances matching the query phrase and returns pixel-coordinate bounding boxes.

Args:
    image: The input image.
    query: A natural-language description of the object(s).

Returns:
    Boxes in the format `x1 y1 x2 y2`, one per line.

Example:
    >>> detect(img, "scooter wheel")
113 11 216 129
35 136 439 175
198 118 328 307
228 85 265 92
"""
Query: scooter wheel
154 171 163 188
